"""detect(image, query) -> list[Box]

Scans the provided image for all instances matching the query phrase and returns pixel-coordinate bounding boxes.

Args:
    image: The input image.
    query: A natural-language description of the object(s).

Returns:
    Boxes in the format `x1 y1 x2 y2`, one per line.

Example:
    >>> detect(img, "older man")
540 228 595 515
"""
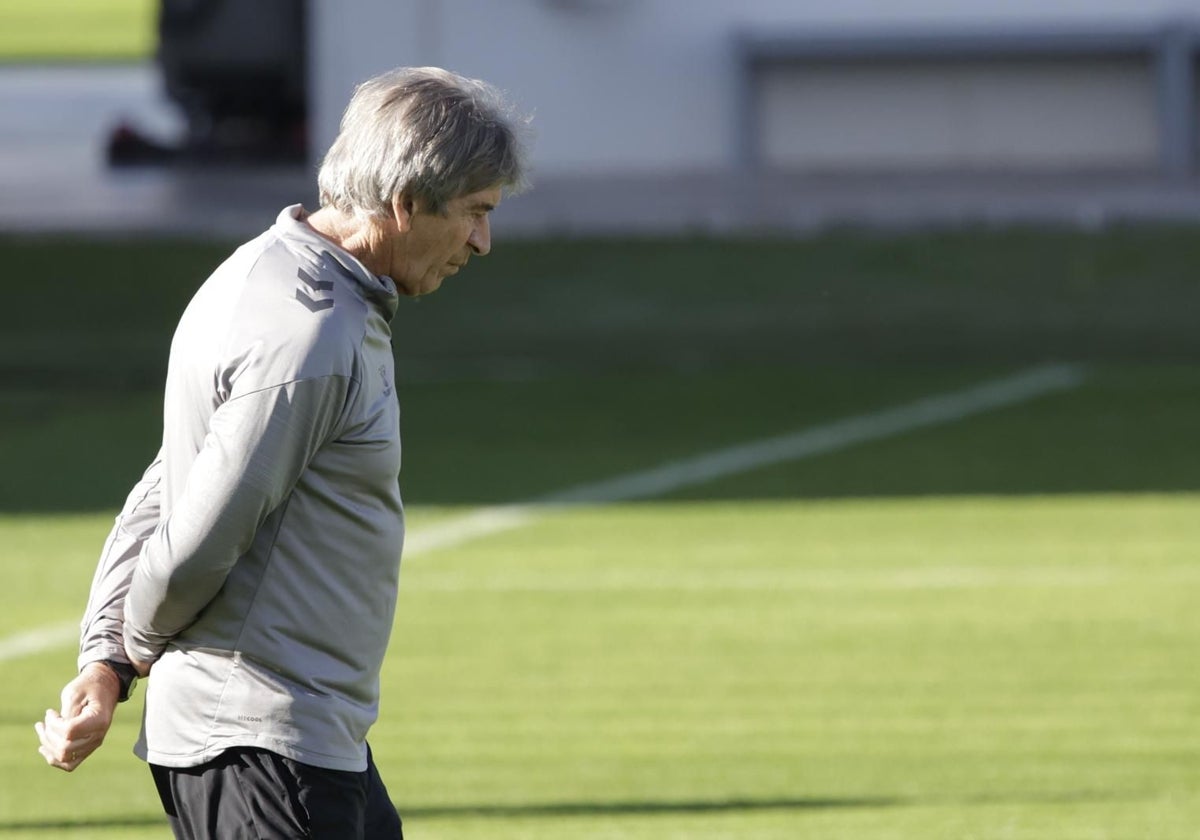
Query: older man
35 67 529 839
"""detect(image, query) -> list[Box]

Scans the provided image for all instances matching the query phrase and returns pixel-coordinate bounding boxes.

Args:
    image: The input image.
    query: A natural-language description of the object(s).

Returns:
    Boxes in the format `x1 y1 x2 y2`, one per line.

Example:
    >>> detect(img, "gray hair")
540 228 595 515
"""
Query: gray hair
317 67 530 218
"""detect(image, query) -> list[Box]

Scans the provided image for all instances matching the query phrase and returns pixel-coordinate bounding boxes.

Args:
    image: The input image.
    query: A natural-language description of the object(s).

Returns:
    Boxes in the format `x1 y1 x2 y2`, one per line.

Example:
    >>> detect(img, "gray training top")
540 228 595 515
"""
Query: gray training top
77 205 404 772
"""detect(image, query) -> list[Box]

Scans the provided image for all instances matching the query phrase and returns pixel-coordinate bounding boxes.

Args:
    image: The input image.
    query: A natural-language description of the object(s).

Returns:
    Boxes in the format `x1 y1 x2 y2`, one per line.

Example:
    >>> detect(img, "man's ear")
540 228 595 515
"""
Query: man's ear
391 194 417 233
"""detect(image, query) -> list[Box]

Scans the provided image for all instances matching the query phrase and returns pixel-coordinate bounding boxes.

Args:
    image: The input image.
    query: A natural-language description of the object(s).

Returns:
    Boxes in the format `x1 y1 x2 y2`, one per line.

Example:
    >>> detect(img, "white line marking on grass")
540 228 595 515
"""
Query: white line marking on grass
1 363 1086 661
404 505 541 556
0 621 76 662
405 363 1086 557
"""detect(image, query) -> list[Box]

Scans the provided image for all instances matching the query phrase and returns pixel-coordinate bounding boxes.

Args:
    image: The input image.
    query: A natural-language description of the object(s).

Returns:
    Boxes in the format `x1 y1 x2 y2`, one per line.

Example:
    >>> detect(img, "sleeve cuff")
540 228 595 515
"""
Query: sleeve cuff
122 624 169 664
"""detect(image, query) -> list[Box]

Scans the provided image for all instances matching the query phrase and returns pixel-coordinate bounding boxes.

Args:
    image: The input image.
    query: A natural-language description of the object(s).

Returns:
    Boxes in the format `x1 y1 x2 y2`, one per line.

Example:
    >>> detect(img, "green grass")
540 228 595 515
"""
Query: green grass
5 365 1200 511
4 493 1199 838
382 495 1200 839
1 229 1198 837
0 0 154 61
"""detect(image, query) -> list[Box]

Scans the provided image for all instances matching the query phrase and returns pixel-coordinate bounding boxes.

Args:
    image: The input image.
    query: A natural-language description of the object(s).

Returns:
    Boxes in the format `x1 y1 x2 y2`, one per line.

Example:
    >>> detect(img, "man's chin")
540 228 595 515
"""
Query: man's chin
397 276 444 297
412 278 445 297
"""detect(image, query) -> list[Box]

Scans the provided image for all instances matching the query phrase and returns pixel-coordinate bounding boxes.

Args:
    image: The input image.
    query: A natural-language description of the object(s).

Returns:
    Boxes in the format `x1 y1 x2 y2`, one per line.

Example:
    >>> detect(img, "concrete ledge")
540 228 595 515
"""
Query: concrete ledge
733 20 1200 176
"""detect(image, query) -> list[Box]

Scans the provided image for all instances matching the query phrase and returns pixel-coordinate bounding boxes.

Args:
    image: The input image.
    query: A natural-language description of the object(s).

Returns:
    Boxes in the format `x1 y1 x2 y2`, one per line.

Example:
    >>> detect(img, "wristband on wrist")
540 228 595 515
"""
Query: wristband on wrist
98 659 139 702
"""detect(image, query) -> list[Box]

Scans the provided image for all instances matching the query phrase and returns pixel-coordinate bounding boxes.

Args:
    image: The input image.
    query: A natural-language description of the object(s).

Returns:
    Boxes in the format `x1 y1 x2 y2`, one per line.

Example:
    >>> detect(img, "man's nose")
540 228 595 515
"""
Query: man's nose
468 216 491 256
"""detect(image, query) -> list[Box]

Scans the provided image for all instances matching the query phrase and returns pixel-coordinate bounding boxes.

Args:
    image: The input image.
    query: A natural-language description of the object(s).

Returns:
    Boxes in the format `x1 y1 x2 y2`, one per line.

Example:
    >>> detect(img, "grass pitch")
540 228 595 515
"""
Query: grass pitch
3 367 1199 839
0 0 154 61
1 228 1198 837
3 490 1199 839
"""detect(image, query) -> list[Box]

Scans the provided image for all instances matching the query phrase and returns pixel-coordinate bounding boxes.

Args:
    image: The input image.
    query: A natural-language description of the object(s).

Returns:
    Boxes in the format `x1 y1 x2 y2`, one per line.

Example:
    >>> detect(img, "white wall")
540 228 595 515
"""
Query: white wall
309 0 1198 177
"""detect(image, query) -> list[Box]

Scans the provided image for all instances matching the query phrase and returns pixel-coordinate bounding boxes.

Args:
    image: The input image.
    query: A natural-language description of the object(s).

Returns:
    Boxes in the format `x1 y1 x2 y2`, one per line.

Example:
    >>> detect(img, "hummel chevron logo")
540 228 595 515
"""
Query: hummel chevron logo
295 266 335 312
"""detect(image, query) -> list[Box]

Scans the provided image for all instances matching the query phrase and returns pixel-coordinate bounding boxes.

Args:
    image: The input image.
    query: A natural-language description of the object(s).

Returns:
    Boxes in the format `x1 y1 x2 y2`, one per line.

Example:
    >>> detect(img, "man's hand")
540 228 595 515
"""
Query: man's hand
34 662 121 772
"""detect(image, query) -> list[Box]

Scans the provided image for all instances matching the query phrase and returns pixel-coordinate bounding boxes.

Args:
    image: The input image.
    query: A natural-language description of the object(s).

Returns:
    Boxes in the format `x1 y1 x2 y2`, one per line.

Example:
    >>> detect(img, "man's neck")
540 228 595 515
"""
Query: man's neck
304 207 393 276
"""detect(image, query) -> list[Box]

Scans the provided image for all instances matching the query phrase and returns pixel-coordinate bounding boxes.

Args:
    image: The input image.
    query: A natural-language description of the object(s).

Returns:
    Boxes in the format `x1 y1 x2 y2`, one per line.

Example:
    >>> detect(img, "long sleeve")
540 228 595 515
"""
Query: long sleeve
123 375 351 663
77 451 164 670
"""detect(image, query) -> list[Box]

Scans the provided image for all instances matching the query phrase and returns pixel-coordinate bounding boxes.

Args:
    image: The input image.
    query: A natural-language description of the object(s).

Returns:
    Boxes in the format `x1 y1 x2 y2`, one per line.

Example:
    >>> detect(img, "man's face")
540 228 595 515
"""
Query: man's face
390 186 501 296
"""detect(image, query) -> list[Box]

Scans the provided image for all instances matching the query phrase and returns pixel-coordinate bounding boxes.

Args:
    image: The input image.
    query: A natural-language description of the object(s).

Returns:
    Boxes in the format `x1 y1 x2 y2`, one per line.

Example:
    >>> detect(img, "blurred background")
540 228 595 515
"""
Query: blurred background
1 1 1198 838
8 0 1200 235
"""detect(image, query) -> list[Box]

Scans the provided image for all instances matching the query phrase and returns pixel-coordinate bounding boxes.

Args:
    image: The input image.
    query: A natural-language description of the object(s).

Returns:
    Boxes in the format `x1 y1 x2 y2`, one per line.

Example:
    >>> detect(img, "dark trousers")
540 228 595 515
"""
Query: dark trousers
150 746 403 839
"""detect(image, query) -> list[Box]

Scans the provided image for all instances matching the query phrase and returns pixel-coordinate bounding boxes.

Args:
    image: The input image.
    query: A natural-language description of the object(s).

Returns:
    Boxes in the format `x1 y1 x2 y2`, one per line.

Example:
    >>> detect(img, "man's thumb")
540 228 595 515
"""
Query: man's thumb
59 683 87 719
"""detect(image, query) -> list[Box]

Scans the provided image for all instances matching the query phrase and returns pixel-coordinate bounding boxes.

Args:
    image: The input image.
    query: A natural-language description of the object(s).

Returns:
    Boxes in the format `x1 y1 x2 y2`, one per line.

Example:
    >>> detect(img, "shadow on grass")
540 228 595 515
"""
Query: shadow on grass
6 229 1200 513
0 789 1142 831
7 364 1200 513
403 796 898 820
0 799 857 833
402 788 1144 820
